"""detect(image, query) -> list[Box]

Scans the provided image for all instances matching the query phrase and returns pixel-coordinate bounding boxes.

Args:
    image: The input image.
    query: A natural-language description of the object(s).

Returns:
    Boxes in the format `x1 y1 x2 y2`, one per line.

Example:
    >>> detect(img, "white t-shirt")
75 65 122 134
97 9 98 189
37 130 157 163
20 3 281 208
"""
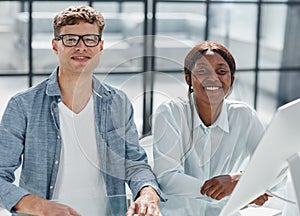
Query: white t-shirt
53 96 107 215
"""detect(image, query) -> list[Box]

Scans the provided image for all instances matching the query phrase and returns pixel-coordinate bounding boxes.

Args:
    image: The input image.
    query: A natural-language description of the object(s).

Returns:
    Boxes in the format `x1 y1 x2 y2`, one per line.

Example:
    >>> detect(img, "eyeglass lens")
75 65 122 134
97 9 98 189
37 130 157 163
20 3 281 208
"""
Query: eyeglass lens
60 34 101 47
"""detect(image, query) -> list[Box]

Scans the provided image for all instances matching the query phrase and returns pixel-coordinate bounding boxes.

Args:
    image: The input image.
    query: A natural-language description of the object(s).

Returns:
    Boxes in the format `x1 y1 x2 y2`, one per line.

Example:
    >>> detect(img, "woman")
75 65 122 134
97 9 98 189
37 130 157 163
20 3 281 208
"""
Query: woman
153 41 269 215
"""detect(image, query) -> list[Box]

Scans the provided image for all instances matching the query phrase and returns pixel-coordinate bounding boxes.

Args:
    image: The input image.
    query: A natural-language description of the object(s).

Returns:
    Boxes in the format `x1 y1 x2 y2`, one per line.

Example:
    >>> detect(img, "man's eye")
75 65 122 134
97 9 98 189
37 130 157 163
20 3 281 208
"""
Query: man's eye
66 38 77 43
86 38 96 43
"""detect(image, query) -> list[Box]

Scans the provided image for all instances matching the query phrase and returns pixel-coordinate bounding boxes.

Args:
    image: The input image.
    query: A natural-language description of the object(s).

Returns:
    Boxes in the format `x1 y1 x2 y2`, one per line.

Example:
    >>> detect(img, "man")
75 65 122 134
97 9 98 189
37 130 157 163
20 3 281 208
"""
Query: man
0 5 162 216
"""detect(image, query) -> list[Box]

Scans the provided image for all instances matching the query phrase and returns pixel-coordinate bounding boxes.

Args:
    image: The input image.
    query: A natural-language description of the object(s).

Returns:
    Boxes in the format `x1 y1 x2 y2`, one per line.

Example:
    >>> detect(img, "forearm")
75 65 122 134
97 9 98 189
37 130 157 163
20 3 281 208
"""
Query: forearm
157 172 204 198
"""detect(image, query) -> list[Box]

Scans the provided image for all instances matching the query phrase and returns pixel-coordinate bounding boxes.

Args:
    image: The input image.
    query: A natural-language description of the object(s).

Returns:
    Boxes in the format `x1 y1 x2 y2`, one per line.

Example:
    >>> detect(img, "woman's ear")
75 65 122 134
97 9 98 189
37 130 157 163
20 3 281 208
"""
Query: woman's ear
230 74 235 87
185 73 191 86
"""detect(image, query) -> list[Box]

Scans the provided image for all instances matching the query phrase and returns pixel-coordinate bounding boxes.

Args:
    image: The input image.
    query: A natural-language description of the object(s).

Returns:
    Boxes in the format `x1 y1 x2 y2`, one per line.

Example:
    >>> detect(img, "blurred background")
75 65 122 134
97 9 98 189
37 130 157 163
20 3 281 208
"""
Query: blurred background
0 1 300 215
1 0 300 137
0 0 300 136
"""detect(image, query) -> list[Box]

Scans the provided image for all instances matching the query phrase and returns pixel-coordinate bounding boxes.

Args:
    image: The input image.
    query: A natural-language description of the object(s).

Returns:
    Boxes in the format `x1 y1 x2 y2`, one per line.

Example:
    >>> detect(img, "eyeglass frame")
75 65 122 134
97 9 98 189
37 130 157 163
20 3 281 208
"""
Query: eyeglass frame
54 34 102 47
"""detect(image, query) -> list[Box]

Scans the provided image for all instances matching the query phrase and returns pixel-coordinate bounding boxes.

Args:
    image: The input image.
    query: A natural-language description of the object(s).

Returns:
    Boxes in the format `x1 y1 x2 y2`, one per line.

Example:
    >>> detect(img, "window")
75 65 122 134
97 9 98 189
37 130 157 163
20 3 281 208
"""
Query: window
0 0 299 135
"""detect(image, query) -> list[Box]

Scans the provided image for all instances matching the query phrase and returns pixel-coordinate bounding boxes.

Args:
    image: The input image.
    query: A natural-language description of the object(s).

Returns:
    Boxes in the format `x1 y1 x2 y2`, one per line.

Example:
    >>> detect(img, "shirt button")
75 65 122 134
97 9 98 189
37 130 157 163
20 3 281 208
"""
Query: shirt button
55 160 59 165
50 185 54 190
57 135 60 139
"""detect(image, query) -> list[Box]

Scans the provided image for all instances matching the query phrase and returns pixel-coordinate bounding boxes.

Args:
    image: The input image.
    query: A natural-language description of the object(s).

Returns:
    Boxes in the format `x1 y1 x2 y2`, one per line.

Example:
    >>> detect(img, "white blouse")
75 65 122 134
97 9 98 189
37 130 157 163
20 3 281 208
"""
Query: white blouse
153 95 265 214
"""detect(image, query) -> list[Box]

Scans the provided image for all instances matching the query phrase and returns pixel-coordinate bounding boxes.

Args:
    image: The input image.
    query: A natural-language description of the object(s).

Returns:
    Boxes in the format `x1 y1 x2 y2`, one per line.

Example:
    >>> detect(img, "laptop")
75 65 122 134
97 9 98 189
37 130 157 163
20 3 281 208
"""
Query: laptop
220 98 300 216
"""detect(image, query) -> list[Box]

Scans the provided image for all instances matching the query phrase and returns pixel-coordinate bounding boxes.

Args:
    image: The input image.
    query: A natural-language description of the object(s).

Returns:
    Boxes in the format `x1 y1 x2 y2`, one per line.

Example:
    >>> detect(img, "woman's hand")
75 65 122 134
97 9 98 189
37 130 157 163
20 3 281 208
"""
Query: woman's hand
249 193 271 206
200 173 242 200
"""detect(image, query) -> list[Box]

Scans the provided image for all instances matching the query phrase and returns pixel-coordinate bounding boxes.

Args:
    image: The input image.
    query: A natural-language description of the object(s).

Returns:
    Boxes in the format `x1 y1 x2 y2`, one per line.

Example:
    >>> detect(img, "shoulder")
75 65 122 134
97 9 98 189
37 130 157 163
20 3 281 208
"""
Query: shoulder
225 99 263 126
106 84 132 109
154 97 191 127
10 78 49 104
225 99 257 115
96 81 129 101
96 82 133 115
156 97 190 115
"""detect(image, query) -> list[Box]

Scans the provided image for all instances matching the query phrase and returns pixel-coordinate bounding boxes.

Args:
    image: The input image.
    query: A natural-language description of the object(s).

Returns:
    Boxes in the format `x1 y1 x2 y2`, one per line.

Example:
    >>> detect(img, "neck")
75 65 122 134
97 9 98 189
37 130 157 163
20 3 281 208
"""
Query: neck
58 69 93 114
195 99 223 126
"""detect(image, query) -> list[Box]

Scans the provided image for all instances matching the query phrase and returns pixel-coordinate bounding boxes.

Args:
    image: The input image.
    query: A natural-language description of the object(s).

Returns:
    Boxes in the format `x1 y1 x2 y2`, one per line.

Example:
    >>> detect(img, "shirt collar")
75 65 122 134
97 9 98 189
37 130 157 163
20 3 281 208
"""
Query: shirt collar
191 93 229 133
46 67 61 97
45 66 112 101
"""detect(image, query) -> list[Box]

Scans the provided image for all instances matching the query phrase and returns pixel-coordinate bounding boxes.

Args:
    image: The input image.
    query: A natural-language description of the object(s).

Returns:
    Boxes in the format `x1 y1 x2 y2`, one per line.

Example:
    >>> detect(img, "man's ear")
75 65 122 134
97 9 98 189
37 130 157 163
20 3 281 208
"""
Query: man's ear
99 40 104 54
52 39 58 54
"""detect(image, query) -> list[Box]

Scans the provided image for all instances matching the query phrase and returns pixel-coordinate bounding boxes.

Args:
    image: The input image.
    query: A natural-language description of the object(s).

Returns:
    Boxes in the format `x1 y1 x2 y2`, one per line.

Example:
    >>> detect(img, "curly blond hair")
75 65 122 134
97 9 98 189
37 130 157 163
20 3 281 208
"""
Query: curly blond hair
53 5 105 36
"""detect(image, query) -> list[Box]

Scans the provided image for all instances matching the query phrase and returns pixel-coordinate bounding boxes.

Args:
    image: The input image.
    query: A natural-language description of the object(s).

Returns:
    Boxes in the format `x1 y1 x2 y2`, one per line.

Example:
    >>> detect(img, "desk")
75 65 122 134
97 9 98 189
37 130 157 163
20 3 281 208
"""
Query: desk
159 195 282 216
0 196 282 216
0 195 130 216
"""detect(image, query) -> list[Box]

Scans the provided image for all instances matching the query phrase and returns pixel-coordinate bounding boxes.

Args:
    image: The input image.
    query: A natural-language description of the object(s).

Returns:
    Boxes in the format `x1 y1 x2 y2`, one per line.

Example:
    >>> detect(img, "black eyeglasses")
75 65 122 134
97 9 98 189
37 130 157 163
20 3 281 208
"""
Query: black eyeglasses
55 34 102 47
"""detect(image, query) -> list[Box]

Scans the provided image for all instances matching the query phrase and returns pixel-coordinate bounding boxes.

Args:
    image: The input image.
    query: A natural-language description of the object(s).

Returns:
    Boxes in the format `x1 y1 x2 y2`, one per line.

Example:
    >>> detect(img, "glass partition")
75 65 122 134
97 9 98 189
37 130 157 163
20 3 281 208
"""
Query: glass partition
0 0 299 134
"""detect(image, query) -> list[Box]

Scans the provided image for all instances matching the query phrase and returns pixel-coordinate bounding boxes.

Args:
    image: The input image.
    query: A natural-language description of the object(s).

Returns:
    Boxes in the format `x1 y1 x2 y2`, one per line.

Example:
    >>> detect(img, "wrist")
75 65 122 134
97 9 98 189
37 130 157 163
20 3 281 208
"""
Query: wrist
139 186 160 204
14 194 46 215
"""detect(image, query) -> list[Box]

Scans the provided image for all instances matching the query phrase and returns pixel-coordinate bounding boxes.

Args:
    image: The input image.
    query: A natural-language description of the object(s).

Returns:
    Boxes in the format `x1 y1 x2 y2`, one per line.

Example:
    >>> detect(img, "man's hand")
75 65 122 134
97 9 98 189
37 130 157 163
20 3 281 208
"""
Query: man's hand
200 173 242 200
14 194 81 216
126 186 162 216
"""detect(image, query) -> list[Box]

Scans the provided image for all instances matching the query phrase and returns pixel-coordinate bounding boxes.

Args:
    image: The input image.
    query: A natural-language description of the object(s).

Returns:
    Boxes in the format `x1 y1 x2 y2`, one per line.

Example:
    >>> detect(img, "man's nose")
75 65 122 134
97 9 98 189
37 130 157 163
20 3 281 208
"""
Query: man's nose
75 38 87 49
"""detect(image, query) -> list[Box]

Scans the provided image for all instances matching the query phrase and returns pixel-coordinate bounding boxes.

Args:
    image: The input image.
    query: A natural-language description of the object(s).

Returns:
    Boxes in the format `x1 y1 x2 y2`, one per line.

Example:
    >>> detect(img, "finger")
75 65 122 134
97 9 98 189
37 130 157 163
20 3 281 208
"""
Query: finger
201 183 213 195
255 200 264 206
126 203 137 216
69 207 81 216
206 185 221 197
256 194 268 205
138 203 147 215
254 197 265 206
146 207 162 216
145 203 156 215
200 180 212 195
215 192 226 200
262 194 269 202
152 209 163 216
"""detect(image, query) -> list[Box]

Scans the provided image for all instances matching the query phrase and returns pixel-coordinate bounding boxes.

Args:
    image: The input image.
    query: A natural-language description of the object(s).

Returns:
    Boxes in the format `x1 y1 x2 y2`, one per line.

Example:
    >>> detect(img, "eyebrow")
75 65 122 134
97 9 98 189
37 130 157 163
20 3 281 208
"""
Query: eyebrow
195 62 209 67
217 63 228 67
195 62 228 68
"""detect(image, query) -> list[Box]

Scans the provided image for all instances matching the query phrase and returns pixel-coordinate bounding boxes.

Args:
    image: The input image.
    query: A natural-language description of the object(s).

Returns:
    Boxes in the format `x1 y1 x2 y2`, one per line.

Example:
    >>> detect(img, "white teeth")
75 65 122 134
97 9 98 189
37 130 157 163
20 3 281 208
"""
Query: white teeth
205 86 220 91
73 56 87 59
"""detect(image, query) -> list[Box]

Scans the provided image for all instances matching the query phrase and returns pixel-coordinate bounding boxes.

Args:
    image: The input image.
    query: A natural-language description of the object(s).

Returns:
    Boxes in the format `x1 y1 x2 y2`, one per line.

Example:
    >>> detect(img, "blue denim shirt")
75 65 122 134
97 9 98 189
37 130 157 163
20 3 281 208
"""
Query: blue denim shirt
0 68 161 215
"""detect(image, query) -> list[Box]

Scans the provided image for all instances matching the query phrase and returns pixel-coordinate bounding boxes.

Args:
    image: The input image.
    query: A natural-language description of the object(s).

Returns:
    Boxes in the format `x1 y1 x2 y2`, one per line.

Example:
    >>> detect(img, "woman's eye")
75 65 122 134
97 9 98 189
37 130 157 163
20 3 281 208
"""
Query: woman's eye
217 69 228 75
194 69 207 75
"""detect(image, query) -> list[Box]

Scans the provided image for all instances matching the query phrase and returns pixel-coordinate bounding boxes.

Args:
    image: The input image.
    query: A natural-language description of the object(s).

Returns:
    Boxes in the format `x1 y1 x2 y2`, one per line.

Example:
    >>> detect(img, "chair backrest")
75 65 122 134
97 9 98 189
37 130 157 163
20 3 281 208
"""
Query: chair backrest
139 135 154 169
